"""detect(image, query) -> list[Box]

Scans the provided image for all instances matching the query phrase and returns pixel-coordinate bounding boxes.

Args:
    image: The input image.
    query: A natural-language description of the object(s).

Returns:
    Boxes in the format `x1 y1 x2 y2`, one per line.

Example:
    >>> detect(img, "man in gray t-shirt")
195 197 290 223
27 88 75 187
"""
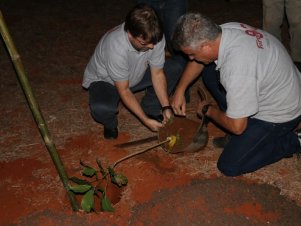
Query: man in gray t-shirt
171 13 301 176
82 4 184 139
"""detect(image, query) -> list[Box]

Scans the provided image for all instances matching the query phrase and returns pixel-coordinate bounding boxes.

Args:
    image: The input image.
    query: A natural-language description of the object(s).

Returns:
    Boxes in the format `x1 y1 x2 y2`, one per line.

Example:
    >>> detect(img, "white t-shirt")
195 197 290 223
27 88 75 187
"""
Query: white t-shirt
216 22 301 123
82 23 165 89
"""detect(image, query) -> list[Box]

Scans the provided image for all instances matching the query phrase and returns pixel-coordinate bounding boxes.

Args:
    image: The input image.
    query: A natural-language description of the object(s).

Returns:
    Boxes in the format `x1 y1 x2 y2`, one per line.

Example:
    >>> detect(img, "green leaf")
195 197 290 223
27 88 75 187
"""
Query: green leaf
108 167 128 187
111 173 128 187
69 177 91 185
101 192 115 212
80 160 93 168
80 160 97 177
96 159 107 176
82 167 96 177
81 189 94 212
69 184 92 193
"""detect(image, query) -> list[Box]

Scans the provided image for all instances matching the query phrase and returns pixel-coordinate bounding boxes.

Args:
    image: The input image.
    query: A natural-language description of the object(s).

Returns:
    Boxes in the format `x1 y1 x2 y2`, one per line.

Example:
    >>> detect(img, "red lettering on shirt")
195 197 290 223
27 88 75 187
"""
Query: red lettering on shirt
240 23 264 49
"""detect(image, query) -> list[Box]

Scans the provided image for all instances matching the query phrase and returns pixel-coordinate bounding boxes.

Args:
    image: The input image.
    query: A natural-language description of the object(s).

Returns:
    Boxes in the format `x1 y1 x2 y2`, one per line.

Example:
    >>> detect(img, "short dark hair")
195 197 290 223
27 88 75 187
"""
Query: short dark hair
124 3 163 44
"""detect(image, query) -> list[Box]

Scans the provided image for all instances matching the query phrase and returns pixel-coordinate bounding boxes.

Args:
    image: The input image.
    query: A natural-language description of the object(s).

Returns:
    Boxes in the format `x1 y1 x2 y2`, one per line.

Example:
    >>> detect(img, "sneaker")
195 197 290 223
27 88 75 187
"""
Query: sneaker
104 127 118 140
147 114 163 123
213 134 231 148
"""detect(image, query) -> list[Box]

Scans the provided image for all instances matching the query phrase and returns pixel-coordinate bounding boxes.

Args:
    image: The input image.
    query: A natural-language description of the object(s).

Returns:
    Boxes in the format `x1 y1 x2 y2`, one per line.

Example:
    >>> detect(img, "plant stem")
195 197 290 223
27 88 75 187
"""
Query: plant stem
0 11 79 211
112 138 171 168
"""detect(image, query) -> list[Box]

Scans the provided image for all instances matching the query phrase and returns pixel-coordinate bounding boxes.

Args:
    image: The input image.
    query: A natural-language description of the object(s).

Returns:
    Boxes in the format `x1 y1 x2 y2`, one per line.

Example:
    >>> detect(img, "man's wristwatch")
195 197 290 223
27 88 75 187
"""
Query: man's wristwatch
202 104 212 115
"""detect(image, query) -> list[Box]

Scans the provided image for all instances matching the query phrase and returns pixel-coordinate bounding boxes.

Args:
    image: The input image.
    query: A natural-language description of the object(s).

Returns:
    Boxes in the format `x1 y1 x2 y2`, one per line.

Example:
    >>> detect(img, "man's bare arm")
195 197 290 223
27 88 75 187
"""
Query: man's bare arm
115 80 163 131
172 61 204 115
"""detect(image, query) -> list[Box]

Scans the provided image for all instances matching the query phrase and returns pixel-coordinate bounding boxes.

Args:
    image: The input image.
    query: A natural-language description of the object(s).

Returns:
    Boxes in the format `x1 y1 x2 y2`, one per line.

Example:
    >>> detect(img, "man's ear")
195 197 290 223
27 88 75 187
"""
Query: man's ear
200 41 211 51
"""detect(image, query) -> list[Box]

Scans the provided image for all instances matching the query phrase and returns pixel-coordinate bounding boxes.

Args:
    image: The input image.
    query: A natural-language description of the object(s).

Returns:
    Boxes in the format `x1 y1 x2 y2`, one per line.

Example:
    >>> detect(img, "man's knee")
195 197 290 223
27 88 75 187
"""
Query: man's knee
89 102 115 122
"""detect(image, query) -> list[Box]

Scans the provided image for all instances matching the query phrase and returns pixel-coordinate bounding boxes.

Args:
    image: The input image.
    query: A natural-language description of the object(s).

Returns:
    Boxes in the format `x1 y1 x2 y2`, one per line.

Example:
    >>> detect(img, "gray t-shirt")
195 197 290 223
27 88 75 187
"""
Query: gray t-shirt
82 23 165 89
216 22 301 123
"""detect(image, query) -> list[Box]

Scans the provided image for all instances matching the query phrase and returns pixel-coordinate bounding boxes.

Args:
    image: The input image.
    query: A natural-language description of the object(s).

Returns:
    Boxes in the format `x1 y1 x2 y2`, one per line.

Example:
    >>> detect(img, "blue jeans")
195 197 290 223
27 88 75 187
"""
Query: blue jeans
202 63 301 176
218 116 301 176
88 58 184 129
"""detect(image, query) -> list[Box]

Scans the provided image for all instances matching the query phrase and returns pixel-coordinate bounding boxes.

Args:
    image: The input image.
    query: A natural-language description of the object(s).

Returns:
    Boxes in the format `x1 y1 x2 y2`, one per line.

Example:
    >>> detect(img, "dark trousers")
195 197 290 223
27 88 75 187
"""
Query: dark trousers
88 58 184 130
202 63 301 176
136 0 187 55
202 62 227 111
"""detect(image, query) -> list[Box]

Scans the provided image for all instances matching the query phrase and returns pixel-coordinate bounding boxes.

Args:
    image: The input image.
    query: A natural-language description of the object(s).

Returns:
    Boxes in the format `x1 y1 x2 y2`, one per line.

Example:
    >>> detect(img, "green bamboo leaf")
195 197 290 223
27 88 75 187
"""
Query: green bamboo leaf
81 189 94 212
101 192 115 212
69 184 92 193
69 177 91 185
82 167 96 177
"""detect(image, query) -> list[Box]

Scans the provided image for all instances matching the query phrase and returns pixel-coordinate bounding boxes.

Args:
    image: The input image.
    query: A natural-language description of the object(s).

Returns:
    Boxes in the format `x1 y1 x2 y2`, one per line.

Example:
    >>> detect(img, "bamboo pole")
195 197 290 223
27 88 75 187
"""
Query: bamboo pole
0 11 79 211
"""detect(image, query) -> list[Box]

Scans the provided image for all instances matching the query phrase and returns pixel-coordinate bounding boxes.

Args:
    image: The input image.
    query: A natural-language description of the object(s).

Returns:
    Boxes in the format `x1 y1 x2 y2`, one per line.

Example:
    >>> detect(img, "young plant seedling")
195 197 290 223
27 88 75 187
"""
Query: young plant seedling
68 135 179 213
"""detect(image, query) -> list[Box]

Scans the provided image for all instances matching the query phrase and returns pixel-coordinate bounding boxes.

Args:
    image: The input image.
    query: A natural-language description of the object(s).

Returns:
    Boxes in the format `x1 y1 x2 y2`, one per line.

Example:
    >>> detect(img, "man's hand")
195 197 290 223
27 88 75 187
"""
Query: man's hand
197 100 248 135
170 61 205 116
115 80 163 131
171 90 186 116
162 108 173 124
144 118 163 132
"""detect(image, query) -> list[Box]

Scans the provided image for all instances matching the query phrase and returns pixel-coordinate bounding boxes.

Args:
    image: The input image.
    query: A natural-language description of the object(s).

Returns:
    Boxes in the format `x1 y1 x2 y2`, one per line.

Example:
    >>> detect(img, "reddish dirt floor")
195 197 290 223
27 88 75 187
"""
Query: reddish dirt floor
0 0 301 225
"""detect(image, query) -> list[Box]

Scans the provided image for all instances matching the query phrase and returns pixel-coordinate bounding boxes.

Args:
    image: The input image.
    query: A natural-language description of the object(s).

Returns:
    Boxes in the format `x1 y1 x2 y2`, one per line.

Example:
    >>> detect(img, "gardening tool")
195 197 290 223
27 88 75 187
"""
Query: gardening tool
112 137 174 168
158 114 208 154
115 85 210 153
114 135 157 148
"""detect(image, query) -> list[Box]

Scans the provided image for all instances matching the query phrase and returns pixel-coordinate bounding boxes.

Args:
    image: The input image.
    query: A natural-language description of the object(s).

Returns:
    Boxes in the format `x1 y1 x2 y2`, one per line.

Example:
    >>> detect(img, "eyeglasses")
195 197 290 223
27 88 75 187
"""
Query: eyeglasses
135 37 153 47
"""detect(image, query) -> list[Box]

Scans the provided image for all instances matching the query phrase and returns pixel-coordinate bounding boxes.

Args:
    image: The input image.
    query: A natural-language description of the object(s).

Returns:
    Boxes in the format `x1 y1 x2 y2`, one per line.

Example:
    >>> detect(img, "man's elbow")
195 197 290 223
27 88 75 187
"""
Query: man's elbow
231 120 247 135
232 128 245 135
